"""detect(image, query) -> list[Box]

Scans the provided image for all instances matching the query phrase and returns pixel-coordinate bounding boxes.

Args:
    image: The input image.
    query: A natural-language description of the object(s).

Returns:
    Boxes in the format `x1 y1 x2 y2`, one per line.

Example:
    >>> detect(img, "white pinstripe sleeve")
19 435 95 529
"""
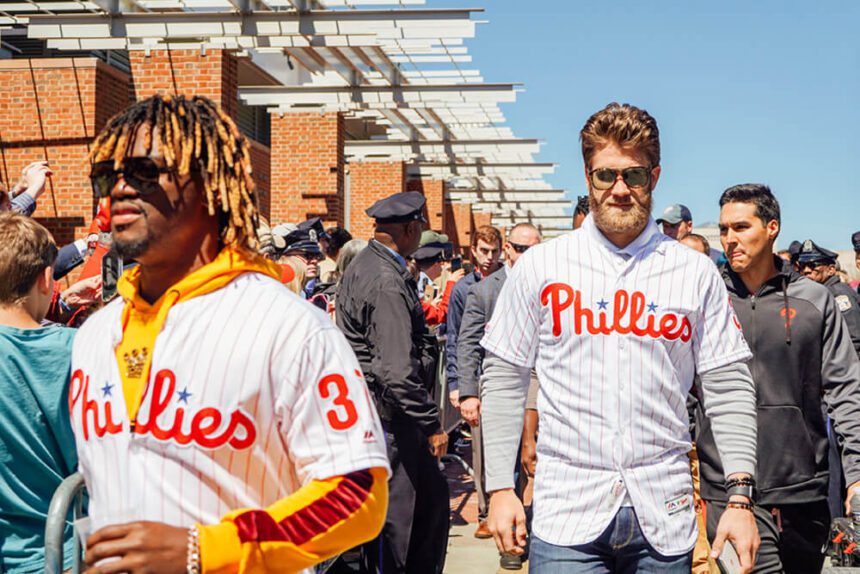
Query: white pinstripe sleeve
274 324 390 485
480 253 541 368
693 266 753 374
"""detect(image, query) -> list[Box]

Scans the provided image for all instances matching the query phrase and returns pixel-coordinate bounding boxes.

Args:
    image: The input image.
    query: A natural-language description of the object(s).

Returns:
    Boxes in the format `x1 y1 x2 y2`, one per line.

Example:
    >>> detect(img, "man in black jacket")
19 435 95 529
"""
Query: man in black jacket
337 191 449 574
697 184 860 573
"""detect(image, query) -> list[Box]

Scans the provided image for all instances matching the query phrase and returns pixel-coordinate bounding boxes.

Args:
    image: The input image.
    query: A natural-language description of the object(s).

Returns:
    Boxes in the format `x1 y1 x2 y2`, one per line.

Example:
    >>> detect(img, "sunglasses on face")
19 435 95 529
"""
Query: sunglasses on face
508 242 532 254
294 252 324 263
90 157 172 198
589 166 652 191
798 261 829 271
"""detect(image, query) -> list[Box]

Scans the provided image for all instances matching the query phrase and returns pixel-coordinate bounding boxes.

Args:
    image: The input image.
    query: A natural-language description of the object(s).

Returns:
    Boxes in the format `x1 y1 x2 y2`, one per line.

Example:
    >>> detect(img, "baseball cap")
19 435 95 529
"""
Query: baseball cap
270 223 297 251
656 204 693 225
420 230 449 247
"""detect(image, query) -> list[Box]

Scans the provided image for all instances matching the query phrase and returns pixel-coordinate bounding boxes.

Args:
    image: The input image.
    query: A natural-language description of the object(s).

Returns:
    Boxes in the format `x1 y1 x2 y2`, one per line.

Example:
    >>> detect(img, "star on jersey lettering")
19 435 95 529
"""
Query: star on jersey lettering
647 302 658 313
597 299 609 310
176 387 193 404
101 382 114 398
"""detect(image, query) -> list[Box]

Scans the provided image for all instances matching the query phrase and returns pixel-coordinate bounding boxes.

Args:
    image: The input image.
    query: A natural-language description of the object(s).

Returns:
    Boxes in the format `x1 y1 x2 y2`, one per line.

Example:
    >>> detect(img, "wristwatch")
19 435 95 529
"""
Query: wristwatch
726 483 756 503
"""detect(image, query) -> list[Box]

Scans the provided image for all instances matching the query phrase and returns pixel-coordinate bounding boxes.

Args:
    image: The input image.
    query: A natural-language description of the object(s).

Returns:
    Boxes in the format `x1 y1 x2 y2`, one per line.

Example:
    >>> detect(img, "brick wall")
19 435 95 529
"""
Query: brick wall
472 211 491 231
445 201 474 256
129 49 238 119
348 161 406 241
269 112 344 226
406 177 445 232
248 140 271 220
0 57 131 247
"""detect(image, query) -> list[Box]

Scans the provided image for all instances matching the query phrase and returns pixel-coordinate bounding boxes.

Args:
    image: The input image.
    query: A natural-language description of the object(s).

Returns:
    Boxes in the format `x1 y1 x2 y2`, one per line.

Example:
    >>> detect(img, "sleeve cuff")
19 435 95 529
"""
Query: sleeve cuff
722 461 756 480
199 521 243 574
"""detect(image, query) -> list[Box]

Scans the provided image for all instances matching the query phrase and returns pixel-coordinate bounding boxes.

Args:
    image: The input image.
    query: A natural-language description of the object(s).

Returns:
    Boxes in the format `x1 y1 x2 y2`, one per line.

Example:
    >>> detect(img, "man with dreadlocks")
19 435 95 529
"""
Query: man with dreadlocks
69 94 390 574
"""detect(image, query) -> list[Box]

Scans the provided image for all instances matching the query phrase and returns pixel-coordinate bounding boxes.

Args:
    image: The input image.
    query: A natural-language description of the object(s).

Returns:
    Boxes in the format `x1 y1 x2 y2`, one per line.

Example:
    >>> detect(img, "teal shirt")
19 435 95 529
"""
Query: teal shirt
0 325 77 573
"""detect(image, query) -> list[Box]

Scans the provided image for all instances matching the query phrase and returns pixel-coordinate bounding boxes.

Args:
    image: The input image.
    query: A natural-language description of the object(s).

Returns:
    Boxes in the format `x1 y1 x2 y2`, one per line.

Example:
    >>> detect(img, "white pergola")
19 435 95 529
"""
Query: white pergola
1 0 573 234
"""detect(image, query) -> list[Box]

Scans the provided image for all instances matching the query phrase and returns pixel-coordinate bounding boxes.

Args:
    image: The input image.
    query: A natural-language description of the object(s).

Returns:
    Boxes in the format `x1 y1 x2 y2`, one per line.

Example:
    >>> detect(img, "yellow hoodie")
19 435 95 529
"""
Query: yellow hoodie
113 248 387 573
114 247 282 424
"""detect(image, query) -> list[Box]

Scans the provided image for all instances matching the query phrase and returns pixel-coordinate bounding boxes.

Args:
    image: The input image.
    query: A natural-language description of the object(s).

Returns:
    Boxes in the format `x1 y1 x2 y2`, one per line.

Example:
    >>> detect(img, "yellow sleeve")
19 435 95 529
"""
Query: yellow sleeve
199 466 388 574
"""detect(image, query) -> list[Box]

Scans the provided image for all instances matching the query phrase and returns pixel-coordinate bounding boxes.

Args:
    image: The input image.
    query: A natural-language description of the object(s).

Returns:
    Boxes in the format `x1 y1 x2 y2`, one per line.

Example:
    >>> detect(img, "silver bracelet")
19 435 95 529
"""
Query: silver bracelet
187 525 200 574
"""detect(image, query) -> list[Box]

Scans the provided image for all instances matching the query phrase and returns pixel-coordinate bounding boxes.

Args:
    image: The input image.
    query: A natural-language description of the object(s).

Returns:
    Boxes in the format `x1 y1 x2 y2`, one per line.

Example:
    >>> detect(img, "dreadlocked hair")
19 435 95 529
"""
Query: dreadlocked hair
89 94 259 250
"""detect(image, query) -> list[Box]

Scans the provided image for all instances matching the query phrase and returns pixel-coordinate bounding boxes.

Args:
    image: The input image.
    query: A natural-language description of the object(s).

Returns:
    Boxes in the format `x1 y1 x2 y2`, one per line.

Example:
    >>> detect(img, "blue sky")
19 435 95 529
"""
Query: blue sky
450 0 859 250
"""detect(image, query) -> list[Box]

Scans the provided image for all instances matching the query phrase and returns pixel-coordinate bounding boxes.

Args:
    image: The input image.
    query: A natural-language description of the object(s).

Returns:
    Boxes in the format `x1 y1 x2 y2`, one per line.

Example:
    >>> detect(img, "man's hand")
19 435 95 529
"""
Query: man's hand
13 161 52 201
62 276 103 309
428 430 448 459
520 438 536 478
446 268 466 284
711 505 760 574
845 480 860 515
487 489 527 556
460 397 481 426
85 521 187 574
449 389 460 409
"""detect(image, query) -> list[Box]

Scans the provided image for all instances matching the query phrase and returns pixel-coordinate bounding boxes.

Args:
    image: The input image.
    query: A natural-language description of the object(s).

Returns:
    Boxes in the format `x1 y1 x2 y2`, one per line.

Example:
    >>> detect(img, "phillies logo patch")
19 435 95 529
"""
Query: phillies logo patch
540 283 692 342
70 369 257 450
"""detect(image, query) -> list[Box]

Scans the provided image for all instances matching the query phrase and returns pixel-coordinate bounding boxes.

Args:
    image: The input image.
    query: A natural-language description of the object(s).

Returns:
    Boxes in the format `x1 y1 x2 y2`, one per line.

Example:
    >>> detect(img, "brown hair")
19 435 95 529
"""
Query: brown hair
0 212 57 304
580 102 660 168
89 94 259 250
472 225 502 248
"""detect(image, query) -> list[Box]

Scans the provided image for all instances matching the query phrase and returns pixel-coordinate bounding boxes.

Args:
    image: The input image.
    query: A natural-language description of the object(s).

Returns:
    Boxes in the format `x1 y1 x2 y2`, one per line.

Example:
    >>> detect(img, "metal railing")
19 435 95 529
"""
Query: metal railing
44 472 87 574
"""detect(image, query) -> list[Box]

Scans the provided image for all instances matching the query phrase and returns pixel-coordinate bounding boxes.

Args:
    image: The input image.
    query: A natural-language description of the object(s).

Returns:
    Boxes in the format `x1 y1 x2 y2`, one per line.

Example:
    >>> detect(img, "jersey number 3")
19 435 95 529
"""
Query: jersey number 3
318 374 358 431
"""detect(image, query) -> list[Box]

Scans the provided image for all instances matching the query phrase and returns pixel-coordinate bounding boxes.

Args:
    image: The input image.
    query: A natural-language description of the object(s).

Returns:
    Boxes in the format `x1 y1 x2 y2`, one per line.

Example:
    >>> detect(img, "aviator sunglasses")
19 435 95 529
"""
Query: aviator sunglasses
589 166 652 191
90 158 175 198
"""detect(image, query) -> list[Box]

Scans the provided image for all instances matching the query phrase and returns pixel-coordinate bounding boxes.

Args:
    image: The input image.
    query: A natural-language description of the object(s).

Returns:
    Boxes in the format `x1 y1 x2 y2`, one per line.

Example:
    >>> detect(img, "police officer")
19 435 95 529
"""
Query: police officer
336 191 449 574
853 231 860 293
798 239 860 357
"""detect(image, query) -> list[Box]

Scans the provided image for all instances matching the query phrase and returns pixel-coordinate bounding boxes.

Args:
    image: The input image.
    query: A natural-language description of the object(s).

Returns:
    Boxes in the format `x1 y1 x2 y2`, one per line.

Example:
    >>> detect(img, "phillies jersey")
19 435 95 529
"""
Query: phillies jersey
69 272 390 542
481 216 751 555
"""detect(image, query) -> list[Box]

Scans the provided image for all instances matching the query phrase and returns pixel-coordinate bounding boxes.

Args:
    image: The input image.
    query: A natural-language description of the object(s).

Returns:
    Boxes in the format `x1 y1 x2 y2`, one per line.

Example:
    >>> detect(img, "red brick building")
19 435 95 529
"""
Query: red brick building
1 4 569 263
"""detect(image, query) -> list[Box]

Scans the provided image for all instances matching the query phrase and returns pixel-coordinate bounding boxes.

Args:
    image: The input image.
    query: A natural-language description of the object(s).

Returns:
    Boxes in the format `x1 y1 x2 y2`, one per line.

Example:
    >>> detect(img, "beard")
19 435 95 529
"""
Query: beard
114 235 150 260
589 189 652 236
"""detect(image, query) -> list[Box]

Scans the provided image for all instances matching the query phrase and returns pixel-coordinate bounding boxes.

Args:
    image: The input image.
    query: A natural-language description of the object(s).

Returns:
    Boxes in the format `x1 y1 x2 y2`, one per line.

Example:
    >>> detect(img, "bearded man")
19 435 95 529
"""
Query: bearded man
477 103 761 573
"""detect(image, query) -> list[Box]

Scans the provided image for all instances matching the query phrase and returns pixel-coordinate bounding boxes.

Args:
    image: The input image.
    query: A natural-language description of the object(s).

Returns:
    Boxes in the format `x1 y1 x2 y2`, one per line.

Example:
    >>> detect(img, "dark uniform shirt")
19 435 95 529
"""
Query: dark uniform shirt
824 275 860 358
336 239 442 436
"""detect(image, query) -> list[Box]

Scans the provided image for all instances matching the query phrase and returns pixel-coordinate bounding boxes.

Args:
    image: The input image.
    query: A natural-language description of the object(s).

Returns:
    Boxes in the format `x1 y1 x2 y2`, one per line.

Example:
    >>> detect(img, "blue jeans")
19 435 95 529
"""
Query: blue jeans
529 507 692 573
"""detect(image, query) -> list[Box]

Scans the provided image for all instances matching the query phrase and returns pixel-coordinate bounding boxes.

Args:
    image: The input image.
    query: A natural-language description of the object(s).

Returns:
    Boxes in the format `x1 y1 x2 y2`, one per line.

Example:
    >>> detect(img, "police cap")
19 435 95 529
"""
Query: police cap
297 217 329 241
366 191 427 224
797 239 838 265
282 227 323 257
852 231 860 252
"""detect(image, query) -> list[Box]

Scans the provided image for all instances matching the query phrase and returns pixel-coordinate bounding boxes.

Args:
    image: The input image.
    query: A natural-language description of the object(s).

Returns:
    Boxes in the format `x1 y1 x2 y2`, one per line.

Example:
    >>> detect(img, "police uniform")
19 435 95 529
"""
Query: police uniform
798 240 860 357
798 239 860 520
853 231 860 296
335 192 448 574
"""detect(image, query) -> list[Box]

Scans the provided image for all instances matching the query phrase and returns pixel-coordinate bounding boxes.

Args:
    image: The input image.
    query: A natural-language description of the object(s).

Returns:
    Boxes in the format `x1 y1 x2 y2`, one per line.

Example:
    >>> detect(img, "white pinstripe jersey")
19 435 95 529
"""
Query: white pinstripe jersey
481 216 751 555
70 272 390 536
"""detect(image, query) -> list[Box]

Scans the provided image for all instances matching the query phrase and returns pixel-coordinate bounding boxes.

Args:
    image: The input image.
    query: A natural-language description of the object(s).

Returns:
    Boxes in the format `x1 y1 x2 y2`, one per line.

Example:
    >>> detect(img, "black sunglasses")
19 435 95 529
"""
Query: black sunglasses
589 166 652 191
508 241 532 254
90 158 172 198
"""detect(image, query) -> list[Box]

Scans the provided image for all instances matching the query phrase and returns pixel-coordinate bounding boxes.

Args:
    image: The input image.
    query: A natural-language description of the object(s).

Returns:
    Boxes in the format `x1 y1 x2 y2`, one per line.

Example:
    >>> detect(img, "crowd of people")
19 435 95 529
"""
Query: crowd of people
1 93 859 574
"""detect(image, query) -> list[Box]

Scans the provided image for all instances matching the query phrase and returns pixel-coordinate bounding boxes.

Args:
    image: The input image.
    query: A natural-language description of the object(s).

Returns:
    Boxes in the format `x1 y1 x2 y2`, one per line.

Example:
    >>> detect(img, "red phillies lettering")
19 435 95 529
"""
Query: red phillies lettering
69 369 122 440
540 283 692 343
135 369 257 450
69 368 256 450
540 283 574 337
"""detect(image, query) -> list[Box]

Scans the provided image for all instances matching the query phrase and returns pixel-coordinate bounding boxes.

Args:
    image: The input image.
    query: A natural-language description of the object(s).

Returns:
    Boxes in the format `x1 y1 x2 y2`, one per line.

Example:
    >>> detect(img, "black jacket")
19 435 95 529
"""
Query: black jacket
824 275 860 358
336 240 442 436
697 258 860 505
